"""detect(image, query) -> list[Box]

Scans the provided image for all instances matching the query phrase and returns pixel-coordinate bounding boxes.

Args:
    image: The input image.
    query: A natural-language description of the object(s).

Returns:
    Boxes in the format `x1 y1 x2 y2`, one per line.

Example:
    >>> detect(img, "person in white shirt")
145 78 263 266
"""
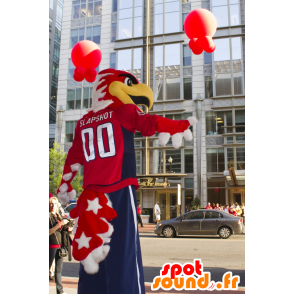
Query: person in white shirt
154 202 161 224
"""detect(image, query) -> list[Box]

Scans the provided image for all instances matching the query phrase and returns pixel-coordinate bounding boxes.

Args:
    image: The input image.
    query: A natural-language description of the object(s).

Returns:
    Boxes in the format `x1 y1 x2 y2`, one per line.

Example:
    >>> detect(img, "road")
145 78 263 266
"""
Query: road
62 233 245 286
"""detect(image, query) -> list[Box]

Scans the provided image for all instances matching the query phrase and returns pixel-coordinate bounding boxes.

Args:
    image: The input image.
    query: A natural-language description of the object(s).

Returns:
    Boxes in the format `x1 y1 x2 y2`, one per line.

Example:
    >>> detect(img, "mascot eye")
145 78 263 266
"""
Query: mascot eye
124 77 133 86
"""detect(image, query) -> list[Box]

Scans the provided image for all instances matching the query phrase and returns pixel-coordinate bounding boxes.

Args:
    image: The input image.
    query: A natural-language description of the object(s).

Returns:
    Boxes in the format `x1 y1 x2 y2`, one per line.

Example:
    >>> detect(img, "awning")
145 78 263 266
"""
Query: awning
224 168 245 186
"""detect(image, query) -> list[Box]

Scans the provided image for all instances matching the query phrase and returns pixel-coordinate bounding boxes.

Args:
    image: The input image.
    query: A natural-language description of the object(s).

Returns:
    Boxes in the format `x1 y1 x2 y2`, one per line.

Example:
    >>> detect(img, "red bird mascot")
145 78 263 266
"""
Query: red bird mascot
57 68 197 294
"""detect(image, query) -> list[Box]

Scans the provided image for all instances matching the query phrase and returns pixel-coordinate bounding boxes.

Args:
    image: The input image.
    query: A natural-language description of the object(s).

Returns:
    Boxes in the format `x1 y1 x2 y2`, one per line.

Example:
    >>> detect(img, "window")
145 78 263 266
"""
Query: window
166 149 181 173
135 151 141 174
65 121 78 143
205 211 223 219
155 0 180 34
111 23 117 42
184 211 204 220
55 24 61 43
49 0 54 10
182 12 188 31
184 178 193 188
183 78 192 100
232 37 243 94
86 26 101 44
53 45 60 63
68 59 75 79
184 149 193 173
50 85 57 124
204 52 212 64
227 147 234 168
110 53 116 69
230 0 240 26
118 0 143 39
235 109 245 132
83 87 93 109
71 28 84 48
236 147 245 170
49 17 52 31
49 39 51 53
88 0 102 16
66 89 81 110
206 111 228 135
206 148 224 172
212 0 228 27
205 76 213 98
52 64 59 79
112 0 117 12
207 177 226 205
183 44 191 66
72 0 86 19
56 2 63 21
226 111 233 133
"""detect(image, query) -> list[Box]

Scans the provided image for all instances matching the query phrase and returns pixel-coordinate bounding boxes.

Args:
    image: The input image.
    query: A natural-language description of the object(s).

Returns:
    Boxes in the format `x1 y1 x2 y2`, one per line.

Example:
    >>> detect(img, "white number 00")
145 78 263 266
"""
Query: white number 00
81 122 116 162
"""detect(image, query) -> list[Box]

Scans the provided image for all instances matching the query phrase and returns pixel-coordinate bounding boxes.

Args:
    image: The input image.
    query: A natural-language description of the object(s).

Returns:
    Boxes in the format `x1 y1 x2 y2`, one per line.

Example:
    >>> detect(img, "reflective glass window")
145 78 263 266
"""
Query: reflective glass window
183 44 191 66
227 147 234 168
236 147 245 170
230 3 240 25
68 59 75 79
117 49 132 70
166 149 181 173
214 38 230 61
111 23 117 42
49 18 52 31
119 0 133 9
134 17 142 37
119 8 133 19
166 78 180 100
70 29 78 48
183 78 192 100
112 0 117 12
118 18 132 39
50 0 54 10
134 7 142 17
204 52 212 64
165 12 180 33
205 76 213 98
154 14 163 35
235 109 245 132
215 73 231 96
94 0 102 15
165 1 179 13
66 89 75 110
205 211 223 219
93 26 101 44
135 0 143 6
65 121 78 143
184 149 193 173
110 52 116 69
83 87 92 109
207 148 217 172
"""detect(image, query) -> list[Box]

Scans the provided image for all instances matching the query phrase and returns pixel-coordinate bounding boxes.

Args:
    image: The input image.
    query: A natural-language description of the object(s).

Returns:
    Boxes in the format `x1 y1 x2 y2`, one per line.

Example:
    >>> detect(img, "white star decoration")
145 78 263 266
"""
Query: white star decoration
75 232 92 250
86 198 102 215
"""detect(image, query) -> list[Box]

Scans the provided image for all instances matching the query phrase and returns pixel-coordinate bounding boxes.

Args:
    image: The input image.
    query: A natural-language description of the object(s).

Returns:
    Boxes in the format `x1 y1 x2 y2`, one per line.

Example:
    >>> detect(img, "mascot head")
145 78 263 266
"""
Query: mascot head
91 68 154 113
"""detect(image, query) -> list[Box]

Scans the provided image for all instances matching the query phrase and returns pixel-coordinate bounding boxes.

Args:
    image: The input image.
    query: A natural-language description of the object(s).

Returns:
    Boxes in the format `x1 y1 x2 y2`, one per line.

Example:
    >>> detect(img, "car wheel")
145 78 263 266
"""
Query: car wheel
218 226 231 239
162 226 175 238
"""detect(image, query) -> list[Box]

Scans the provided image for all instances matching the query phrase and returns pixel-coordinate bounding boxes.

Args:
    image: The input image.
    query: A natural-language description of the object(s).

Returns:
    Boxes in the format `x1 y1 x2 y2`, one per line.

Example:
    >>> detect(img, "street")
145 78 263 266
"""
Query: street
61 232 245 287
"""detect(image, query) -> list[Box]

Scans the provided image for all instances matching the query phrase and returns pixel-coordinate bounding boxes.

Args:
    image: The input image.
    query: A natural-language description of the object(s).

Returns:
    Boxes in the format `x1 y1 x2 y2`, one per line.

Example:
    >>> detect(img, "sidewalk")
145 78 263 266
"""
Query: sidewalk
138 223 157 233
49 278 245 293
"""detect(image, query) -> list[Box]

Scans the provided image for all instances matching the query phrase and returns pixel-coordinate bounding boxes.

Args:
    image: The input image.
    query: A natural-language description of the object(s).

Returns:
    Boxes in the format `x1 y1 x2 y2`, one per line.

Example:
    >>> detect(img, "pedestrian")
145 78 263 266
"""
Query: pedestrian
223 205 229 213
185 205 190 212
212 203 216 209
49 196 70 294
154 202 161 224
137 204 144 227
206 202 212 209
214 203 220 210
235 202 242 216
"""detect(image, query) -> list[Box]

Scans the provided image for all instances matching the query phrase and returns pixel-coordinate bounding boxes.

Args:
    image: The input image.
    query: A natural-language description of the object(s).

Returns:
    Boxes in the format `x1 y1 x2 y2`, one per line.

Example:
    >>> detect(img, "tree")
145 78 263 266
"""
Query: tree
49 143 83 199
190 195 201 210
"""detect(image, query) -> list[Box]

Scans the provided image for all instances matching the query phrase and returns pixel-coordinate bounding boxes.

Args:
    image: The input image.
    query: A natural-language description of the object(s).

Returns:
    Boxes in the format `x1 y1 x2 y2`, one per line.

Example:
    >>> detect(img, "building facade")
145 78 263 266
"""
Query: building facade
55 0 245 220
50 0 64 147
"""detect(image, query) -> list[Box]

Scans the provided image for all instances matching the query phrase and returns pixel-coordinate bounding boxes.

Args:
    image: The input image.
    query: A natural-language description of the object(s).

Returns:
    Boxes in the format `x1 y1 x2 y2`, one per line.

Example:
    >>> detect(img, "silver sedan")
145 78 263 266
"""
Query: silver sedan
154 209 243 239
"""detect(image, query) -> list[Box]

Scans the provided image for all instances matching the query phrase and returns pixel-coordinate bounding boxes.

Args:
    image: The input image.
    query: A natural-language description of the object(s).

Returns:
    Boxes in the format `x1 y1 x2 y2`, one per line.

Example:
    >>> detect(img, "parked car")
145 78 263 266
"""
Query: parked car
63 203 77 218
154 209 243 239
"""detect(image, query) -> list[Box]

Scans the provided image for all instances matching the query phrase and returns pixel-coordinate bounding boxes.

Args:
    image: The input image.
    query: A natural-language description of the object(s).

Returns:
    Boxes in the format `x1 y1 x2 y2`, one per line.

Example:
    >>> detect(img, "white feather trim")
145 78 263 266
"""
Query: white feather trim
102 245 110 258
81 253 99 274
73 217 78 235
68 189 76 200
183 129 193 141
92 99 113 113
63 172 73 181
59 183 68 193
158 132 170 146
172 133 183 149
187 116 198 126
70 163 81 172
58 192 69 206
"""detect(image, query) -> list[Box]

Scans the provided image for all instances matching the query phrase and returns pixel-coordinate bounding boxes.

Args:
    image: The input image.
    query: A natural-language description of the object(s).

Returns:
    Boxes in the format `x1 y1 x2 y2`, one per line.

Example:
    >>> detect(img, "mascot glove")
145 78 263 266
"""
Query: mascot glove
158 116 198 149
70 191 117 274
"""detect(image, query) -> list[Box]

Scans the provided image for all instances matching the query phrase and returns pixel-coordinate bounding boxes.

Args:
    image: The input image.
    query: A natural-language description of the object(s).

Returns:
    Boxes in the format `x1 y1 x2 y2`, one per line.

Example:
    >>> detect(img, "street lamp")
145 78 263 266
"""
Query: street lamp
168 156 173 173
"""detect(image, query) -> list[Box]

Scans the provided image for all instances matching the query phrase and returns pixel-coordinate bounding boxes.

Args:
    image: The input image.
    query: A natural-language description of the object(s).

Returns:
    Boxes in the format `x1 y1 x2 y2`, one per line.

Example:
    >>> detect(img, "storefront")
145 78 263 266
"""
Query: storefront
224 169 245 205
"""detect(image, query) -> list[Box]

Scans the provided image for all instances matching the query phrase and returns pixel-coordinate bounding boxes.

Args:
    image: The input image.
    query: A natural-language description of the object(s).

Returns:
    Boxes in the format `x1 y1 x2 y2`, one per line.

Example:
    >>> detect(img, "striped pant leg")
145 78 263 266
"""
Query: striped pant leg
78 185 145 294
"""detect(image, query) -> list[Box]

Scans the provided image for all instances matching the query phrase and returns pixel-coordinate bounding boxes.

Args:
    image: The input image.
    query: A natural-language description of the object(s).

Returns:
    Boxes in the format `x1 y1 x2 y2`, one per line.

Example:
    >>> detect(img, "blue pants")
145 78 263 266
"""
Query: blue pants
78 186 145 294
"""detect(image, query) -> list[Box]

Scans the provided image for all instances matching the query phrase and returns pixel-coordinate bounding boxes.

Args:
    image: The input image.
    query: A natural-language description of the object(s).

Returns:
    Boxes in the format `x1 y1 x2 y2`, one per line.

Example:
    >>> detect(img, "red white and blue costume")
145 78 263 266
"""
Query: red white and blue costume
57 68 197 294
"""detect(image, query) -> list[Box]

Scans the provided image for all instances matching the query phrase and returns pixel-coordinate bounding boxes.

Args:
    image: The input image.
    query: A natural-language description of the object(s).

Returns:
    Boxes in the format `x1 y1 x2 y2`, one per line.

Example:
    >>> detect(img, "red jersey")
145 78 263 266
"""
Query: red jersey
65 104 157 193
206 206 212 209
137 207 142 215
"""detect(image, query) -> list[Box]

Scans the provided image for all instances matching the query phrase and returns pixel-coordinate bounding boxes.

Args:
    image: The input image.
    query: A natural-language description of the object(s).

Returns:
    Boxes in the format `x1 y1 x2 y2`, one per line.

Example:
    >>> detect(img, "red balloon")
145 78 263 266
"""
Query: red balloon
204 43 216 53
201 36 214 51
71 40 102 70
214 188 219 193
189 38 203 55
184 9 217 40
85 67 97 83
73 66 85 82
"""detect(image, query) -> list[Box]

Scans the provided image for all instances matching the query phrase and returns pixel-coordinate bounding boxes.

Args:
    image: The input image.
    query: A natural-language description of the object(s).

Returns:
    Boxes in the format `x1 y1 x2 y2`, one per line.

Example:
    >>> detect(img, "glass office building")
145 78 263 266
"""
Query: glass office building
55 0 245 220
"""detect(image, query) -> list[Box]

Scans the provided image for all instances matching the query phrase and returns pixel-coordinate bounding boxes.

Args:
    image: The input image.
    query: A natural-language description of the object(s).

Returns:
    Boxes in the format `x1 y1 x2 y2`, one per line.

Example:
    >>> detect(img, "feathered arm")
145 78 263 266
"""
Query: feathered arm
57 123 84 206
